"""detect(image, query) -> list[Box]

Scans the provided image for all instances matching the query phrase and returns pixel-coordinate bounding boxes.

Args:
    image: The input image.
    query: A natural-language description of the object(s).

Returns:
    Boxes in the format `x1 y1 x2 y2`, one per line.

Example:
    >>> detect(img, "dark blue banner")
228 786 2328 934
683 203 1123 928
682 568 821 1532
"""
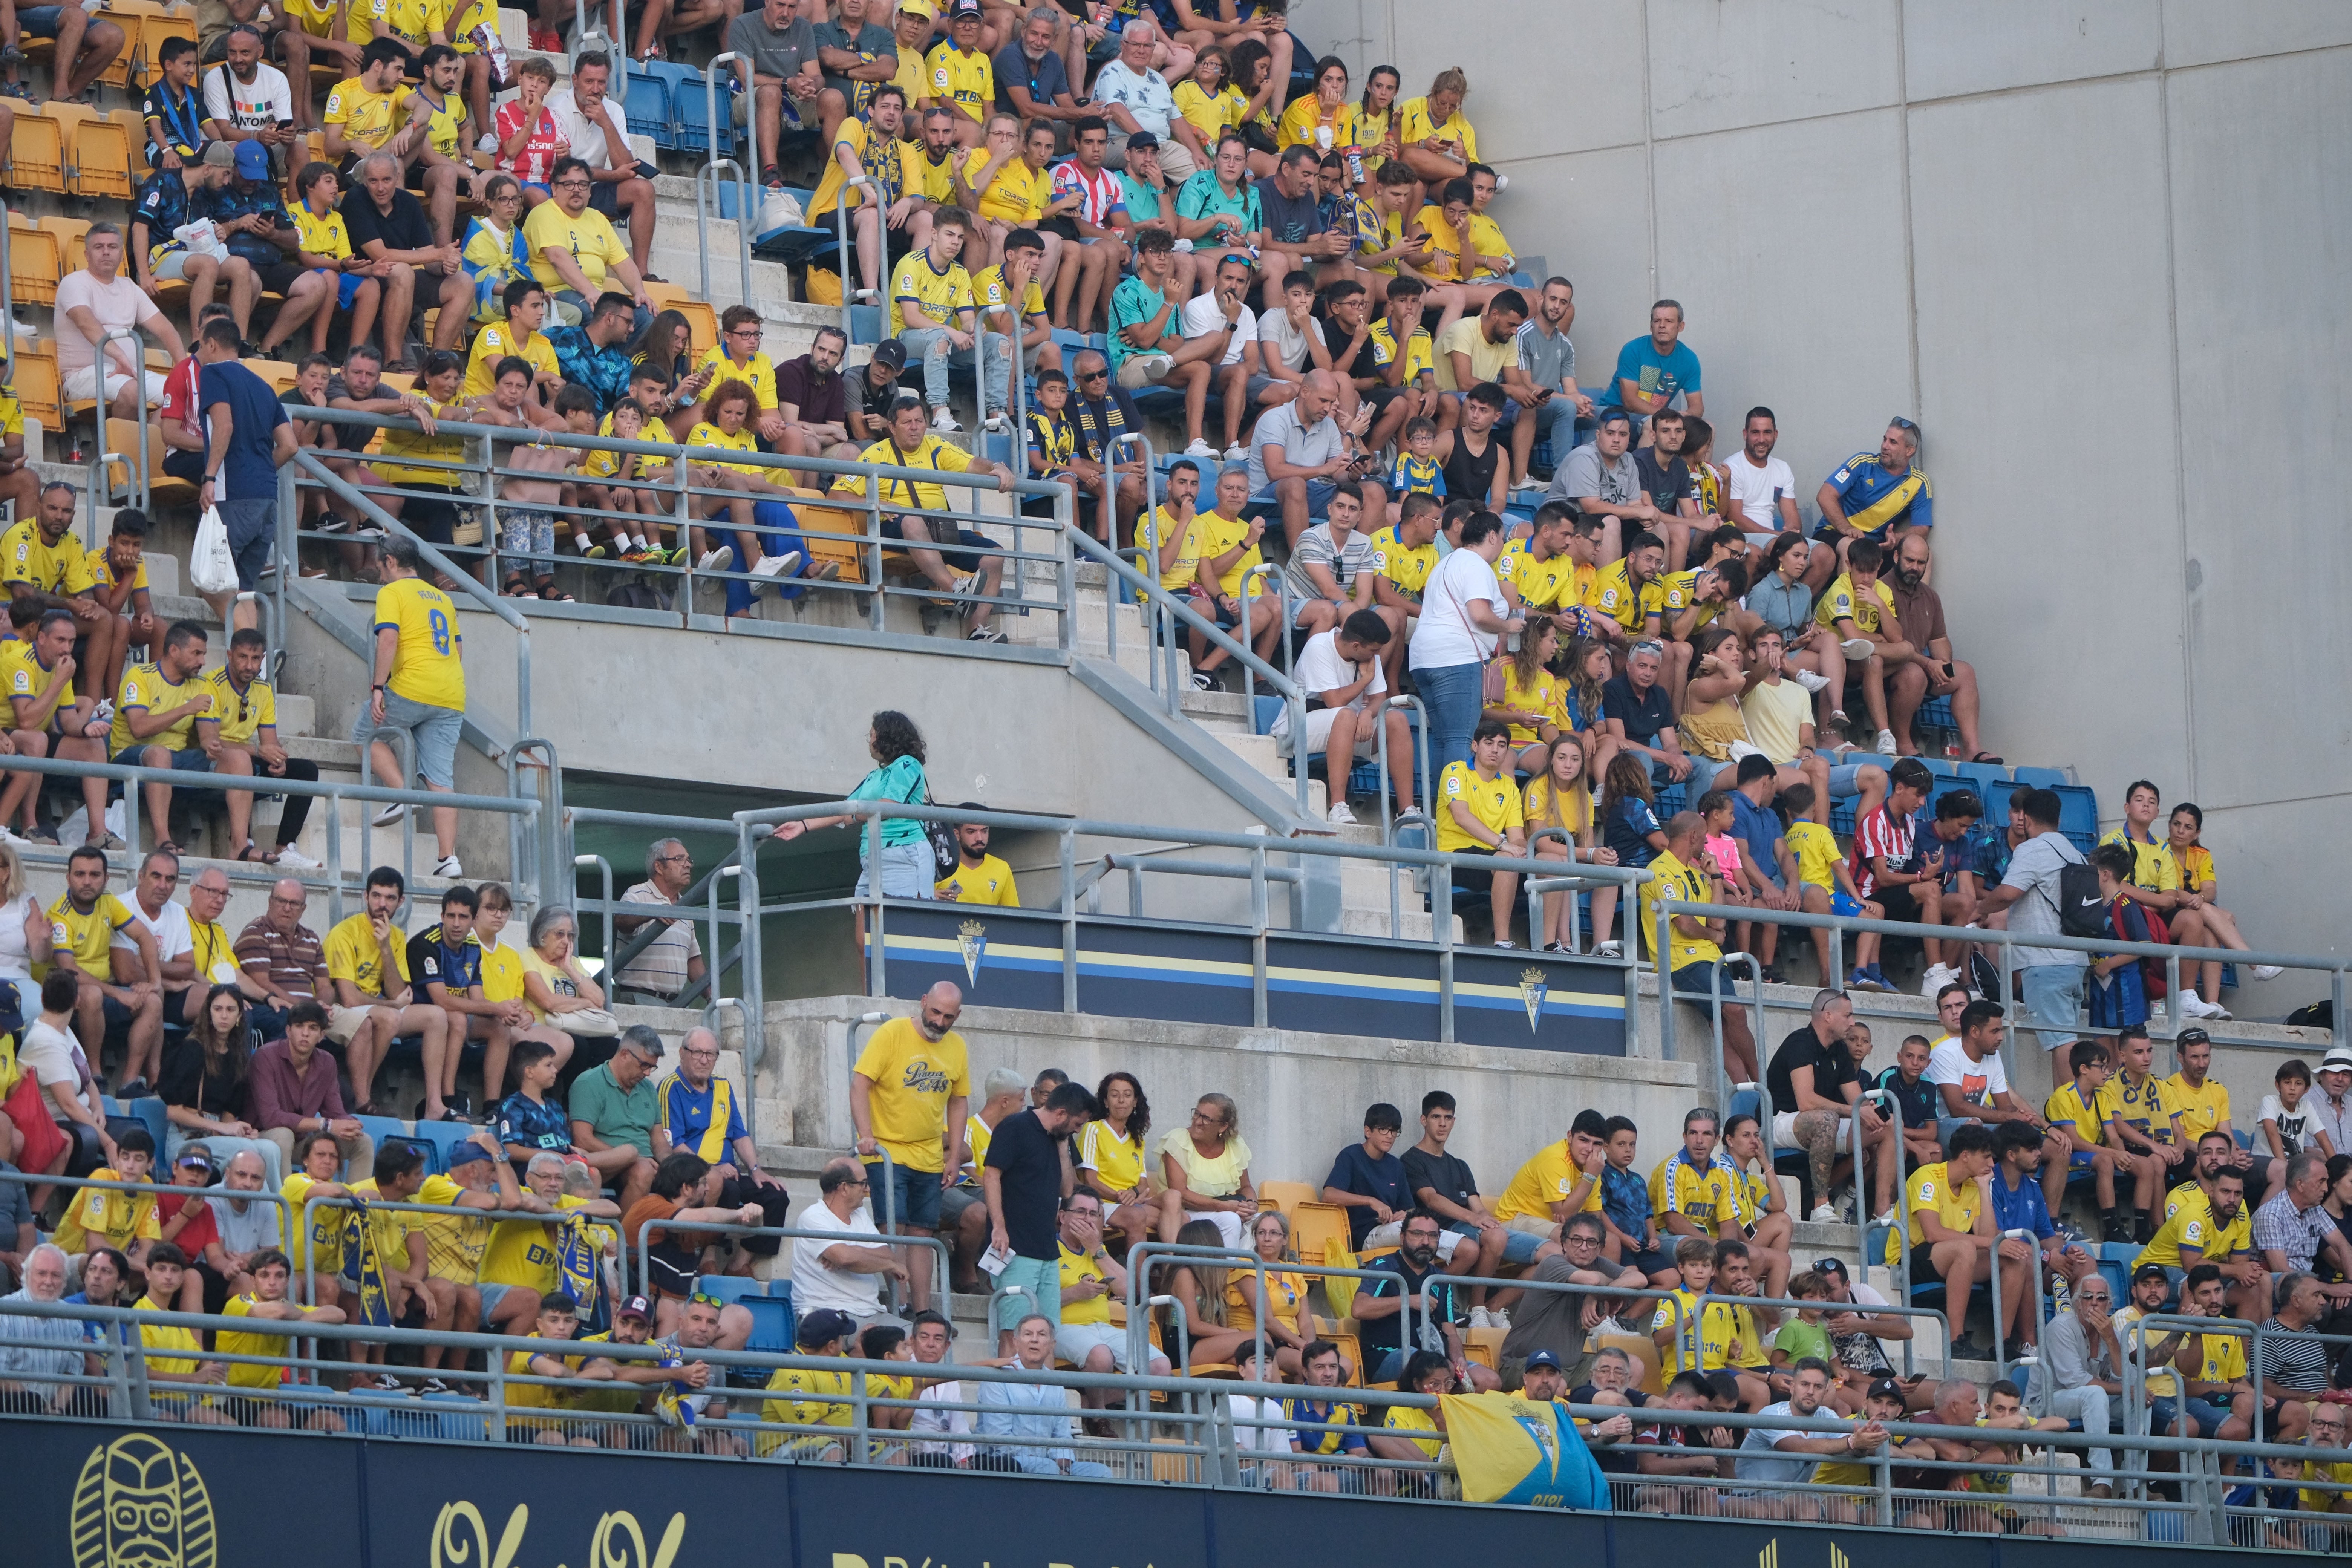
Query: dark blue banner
872 904 1627 1054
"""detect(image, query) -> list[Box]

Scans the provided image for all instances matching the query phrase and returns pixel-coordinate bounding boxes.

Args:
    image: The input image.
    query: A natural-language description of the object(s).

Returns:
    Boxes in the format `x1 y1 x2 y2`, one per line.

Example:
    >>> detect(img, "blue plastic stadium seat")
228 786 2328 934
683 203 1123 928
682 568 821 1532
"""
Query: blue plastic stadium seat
1914 694 1957 737
405 1119 475 1174
1922 757 1957 777
1251 694 1282 735
421 1391 494 1442
1728 1088 1761 1123
2011 766 2066 790
847 303 884 347
741 1293 795 1354
101 1095 168 1153
622 65 672 145
2053 785 2099 850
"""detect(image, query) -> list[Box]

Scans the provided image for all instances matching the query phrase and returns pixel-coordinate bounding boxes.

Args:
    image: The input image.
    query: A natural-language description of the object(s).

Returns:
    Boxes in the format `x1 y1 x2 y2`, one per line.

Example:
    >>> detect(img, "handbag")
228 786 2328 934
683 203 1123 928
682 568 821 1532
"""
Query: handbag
545 1005 620 1037
916 775 958 882
189 504 239 595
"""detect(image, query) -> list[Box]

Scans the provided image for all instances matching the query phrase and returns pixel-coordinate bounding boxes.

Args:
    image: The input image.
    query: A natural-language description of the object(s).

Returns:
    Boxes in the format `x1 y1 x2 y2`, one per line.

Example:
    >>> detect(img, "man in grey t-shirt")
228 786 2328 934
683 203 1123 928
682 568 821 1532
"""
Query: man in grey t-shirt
1509 278 1596 493
728 0 822 184
1282 482 1376 637
1547 409 1657 561
1979 786 2089 1053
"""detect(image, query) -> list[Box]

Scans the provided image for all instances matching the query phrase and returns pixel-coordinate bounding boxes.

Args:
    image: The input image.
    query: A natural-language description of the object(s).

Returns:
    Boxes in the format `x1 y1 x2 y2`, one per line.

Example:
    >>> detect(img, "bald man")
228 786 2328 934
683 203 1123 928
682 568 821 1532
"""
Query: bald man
1251 368 1386 551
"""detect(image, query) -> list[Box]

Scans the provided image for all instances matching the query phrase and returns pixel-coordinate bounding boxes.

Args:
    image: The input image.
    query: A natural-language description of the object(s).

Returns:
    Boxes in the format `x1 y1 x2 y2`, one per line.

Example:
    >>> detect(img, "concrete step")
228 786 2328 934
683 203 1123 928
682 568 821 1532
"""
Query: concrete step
1214 730 1325 816
1180 688 1253 734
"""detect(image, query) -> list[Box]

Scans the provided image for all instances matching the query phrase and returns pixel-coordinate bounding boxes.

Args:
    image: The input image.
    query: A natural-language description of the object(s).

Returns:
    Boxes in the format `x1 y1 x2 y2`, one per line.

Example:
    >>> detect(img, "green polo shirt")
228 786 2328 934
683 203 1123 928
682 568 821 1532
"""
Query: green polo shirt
566 1060 661 1159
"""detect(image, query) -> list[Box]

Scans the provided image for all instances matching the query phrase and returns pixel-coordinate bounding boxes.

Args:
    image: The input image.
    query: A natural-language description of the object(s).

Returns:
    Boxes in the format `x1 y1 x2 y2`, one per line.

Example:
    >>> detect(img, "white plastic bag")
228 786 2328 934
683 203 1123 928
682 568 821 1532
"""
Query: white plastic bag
189 504 239 595
172 217 230 262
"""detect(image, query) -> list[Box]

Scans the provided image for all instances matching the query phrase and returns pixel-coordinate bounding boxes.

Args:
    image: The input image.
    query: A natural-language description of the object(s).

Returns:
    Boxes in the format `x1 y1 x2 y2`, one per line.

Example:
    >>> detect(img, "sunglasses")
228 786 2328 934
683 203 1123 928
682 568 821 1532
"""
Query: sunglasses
1888 415 1918 433
689 1292 724 1308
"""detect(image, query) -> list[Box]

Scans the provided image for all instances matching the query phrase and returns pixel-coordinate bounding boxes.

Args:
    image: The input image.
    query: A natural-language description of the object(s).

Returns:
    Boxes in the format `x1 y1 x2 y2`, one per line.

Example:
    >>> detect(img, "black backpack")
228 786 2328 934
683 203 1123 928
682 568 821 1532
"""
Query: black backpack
2055 859 2106 938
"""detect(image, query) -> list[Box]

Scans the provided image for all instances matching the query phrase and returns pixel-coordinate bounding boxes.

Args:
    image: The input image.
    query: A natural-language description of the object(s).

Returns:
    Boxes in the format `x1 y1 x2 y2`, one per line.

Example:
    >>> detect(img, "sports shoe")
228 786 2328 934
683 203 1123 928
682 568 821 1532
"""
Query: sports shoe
949 572 980 599
584 542 608 559
2250 964 2283 980
1920 962 1960 997
272 845 322 869
476 133 498 155
1492 939 1517 949
1182 438 1216 458
434 855 463 877
751 550 801 578
94 699 114 724
1595 940 1622 958
1327 800 1358 826
1874 728 1897 755
930 407 960 433
1467 1307 1493 1329
1809 1203 1840 1224
1791 668 1830 694
1847 966 1885 993
697 546 733 571
1592 1315 1630 1338
2177 988 2229 1020
1190 671 1217 692
965 625 1008 643
1486 1307 1510 1329
1840 637 1874 659
1223 443 1248 462
1511 473 1543 493
371 802 410 828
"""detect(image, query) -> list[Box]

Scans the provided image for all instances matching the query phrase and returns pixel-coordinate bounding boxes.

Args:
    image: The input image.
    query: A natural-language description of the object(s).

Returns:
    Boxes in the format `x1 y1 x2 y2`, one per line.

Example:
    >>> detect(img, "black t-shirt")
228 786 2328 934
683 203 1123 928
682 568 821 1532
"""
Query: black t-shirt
1401 1143 1478 1213
1876 1066 1939 1130
1766 1024 1859 1118
1602 673 1675 747
157 1035 246 1118
1258 184 1325 247
982 1108 1065 1262
1632 447 1692 513
342 188 435 259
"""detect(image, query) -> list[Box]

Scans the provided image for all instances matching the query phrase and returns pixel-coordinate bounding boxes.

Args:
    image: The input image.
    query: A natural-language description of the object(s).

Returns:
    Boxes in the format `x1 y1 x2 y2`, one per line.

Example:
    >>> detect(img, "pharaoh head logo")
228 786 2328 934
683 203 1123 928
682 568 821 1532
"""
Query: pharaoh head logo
1519 966 1548 1033
70 1433 217 1568
957 919 987 985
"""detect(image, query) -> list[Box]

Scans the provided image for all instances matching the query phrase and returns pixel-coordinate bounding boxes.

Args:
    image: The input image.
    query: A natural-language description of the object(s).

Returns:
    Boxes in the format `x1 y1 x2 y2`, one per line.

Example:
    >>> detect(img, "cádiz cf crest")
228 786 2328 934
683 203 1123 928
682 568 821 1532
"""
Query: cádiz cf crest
957 920 987 984
71 1433 217 1568
1519 967 1548 1033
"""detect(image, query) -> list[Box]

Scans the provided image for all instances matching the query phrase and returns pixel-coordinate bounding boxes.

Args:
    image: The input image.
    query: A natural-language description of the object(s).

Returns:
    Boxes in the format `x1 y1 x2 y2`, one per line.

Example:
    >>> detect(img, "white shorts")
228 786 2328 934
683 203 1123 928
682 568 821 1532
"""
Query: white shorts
326 1003 387 1046
1182 1210 1245 1250
1055 1321 1167 1373
1772 1109 1847 1146
62 364 169 406
1275 704 1378 760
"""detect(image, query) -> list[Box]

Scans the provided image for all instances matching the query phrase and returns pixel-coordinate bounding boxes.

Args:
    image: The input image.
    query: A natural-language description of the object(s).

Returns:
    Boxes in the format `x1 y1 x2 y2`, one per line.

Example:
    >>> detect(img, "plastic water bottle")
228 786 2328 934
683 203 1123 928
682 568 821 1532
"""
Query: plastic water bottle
1345 148 1364 185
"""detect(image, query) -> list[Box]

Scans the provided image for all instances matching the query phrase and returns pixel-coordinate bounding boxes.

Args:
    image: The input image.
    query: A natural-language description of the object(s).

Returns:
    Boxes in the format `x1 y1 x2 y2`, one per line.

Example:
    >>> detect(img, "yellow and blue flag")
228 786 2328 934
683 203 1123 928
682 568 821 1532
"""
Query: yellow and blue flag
1439 1392 1612 1509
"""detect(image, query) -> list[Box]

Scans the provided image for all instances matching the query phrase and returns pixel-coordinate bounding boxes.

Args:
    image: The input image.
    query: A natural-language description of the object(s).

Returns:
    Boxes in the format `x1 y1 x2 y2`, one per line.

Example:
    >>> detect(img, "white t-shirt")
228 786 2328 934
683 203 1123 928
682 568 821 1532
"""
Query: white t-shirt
1179 293 1256 368
1724 450 1797 531
1925 1040 2008 1109
1409 546 1505 671
53 271 158 376
116 898 194 972
1257 309 1324 373
0 891 39 981
19 1018 89 1120
2259 1095 2319 1156
202 61 293 132
546 88 612 169
787 1200 886 1317
1271 627 1387 736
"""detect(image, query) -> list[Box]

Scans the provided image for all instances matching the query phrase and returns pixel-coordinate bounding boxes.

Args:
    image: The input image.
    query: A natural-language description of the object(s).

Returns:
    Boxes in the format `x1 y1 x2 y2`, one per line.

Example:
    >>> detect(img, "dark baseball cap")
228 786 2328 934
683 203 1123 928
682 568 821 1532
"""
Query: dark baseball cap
448 1141 494 1167
869 339 907 371
1125 130 1159 151
616 1294 652 1322
1524 1349 1562 1371
2132 1262 2170 1283
1865 1377 1906 1404
797 1308 858 1348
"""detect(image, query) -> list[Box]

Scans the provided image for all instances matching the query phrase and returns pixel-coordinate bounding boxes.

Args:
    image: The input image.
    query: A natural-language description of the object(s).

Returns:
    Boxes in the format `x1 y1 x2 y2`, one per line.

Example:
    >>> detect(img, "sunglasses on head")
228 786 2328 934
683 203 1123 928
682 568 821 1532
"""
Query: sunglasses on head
689 1292 723 1308
1889 415 1918 433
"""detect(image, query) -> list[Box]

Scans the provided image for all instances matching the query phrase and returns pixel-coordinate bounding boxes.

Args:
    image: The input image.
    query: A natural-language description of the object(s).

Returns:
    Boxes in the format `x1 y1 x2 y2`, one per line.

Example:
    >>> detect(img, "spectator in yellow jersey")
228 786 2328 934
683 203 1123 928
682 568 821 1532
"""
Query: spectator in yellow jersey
823 396 1018 642
936 815 1019 904
504 1292 601 1446
462 279 563 404
1055 1188 1168 1405
49 846 166 1093
696 305 792 448
5 482 114 692
843 983 970 1311
132 1243 235 1423
217 1248 348 1429
1436 719 1526 947
523 152 654 336
107 621 215 853
1886 1122 2001 1360
1639 812 1760 1084
325 866 452 1116
361 538 466 877
926 0 994 146
82 509 156 714
200 627 325 868
0 609 113 848
1396 66 1478 189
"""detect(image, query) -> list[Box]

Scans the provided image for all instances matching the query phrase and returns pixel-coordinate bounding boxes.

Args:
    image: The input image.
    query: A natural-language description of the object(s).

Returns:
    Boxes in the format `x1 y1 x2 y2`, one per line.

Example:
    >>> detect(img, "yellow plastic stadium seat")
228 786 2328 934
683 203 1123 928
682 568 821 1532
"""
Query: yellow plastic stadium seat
1258 1181 1314 1216
1597 1332 1664 1396
785 495 875 583
1288 1201 1349 1264
643 283 716 357
12 344 62 430
1149 1436 1197 1484
1462 1326 1502 1371
38 216 93 277
111 107 150 173
245 359 300 394
107 418 198 508
10 109 66 194
6 218 61 305
131 7 199 92
54 105 134 201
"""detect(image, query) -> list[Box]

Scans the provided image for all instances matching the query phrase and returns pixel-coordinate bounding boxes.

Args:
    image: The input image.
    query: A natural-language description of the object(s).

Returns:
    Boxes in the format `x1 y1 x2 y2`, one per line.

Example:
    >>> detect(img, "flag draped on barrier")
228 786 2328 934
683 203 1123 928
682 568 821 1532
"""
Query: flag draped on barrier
1440 1392 1612 1509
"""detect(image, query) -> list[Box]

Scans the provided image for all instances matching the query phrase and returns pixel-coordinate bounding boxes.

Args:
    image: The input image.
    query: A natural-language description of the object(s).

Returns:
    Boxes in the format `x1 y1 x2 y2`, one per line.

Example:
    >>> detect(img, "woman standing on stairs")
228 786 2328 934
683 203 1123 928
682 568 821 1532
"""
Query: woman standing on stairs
774 710 937 948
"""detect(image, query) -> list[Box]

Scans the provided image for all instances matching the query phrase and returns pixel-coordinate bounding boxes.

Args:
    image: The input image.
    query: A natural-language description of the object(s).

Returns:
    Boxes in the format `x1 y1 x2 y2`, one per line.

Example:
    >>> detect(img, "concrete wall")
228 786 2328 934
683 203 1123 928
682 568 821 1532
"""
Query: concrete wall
1304 2 2352 1002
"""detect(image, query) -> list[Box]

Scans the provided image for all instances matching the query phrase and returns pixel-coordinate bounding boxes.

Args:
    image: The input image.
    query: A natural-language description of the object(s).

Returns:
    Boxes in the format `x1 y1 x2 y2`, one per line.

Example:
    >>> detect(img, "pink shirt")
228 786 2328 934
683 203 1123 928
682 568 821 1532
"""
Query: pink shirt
1704 832 1743 880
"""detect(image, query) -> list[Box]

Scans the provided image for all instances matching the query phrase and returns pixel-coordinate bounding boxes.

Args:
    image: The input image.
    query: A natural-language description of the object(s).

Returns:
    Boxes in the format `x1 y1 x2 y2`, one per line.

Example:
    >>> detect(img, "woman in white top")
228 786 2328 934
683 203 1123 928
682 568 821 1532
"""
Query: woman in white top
0 842 50 983
1406 511 1523 777
13 969 115 1211
1155 1091 1256 1248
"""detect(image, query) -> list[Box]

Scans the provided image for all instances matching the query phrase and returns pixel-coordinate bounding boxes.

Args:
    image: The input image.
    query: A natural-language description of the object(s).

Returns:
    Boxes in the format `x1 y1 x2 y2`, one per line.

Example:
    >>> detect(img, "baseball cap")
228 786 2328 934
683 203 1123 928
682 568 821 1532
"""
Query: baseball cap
234 140 271 179
201 141 237 168
616 1294 652 1322
2131 1261 2169 1283
1523 1349 1562 1371
175 1147 218 1173
1125 130 1160 151
2322 1047 2352 1073
447 1141 494 1167
948 0 981 18
869 338 907 370
1865 1377 1906 1405
797 1308 858 1348
896 0 936 16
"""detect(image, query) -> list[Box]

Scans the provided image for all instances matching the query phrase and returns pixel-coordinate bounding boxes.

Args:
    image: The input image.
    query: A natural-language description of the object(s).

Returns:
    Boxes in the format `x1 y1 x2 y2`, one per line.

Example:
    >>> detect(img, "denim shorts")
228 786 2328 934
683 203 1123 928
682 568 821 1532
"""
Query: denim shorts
865 1157 941 1230
17 6 67 36
2018 962 2087 1050
1671 960 1743 1000
854 839 935 900
354 688 463 789
1446 1219 1541 1264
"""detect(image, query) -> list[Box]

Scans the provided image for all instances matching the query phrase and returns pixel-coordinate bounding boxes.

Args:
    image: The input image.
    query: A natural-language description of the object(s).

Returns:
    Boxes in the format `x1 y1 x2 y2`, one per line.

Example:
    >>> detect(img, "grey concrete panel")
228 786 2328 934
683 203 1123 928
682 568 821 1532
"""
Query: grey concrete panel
1903 0 2161 102
1646 0 1900 140
1650 109 1914 502
1397 0 1647 159
2161 0 2352 69
2164 51 2352 815
1905 77 2190 797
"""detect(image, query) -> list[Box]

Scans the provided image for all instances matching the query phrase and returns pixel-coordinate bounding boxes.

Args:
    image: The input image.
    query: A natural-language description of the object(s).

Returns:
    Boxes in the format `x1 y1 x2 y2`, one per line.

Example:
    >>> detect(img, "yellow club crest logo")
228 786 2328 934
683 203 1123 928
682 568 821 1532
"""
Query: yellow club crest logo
957 919 987 984
71 1433 217 1568
1519 966 1548 1033
430 1502 685 1568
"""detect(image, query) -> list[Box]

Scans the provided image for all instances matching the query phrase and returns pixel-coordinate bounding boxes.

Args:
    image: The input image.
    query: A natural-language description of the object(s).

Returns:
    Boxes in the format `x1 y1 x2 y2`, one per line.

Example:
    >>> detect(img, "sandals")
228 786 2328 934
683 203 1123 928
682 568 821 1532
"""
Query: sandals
1968 750 2005 765
235 839 267 863
502 575 540 598
533 578 573 602
153 839 184 858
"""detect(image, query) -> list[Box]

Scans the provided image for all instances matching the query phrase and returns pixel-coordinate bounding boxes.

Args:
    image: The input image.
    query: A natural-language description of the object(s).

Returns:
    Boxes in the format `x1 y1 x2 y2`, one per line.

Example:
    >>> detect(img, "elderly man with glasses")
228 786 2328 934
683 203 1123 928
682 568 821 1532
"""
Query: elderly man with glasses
0 1245 91 1415
2040 1269 2125 1493
611 839 707 1004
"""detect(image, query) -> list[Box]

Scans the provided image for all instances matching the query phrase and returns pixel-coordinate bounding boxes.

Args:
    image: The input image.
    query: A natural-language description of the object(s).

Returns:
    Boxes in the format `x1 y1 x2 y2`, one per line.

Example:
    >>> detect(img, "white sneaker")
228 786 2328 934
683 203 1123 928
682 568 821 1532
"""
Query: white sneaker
1326 801 1358 826
476 133 499 155
1223 443 1249 462
1592 1315 1629 1339
1487 1307 1510 1329
1875 728 1898 755
272 845 322 869
697 546 733 571
930 407 960 433
2251 964 2283 980
1183 438 1216 458
371 802 410 828
2177 988 2223 1020
1468 1307 1492 1329
1809 1203 1841 1225
1493 939 1517 949
1840 637 1874 660
1874 1206 1897 1227
750 550 800 578
949 572 980 599
1511 473 1543 493
94 699 115 724
1791 668 1830 694
1920 962 1960 997
1595 940 1622 958
434 855 463 878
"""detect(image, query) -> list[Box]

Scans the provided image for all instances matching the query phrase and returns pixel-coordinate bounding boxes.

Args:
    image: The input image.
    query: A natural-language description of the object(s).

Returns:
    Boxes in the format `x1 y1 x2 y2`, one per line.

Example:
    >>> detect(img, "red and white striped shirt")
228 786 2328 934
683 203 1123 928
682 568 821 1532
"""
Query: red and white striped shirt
1050 160 1127 230
1851 804 1913 899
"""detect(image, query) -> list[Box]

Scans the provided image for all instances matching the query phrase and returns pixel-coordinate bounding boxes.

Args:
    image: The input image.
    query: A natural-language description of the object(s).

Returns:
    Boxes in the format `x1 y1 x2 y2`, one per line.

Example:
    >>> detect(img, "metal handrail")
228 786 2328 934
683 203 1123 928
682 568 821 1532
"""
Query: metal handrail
629 1217 950 1320
93 326 150 511
698 51 751 308
834 172 876 346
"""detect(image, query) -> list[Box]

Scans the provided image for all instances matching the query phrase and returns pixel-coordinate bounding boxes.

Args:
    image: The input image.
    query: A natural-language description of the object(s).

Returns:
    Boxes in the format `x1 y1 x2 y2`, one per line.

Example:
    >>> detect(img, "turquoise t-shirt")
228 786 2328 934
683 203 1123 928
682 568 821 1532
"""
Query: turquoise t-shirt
848 753 929 848
1105 275 1169 374
1119 172 1164 223
1173 170 1259 242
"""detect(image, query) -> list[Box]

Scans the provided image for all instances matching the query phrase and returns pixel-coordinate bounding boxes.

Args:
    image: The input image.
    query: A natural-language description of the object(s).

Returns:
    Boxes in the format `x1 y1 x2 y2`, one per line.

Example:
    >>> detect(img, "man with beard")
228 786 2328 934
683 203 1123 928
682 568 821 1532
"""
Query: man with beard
1355 1208 1501 1391
1883 529 1994 762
